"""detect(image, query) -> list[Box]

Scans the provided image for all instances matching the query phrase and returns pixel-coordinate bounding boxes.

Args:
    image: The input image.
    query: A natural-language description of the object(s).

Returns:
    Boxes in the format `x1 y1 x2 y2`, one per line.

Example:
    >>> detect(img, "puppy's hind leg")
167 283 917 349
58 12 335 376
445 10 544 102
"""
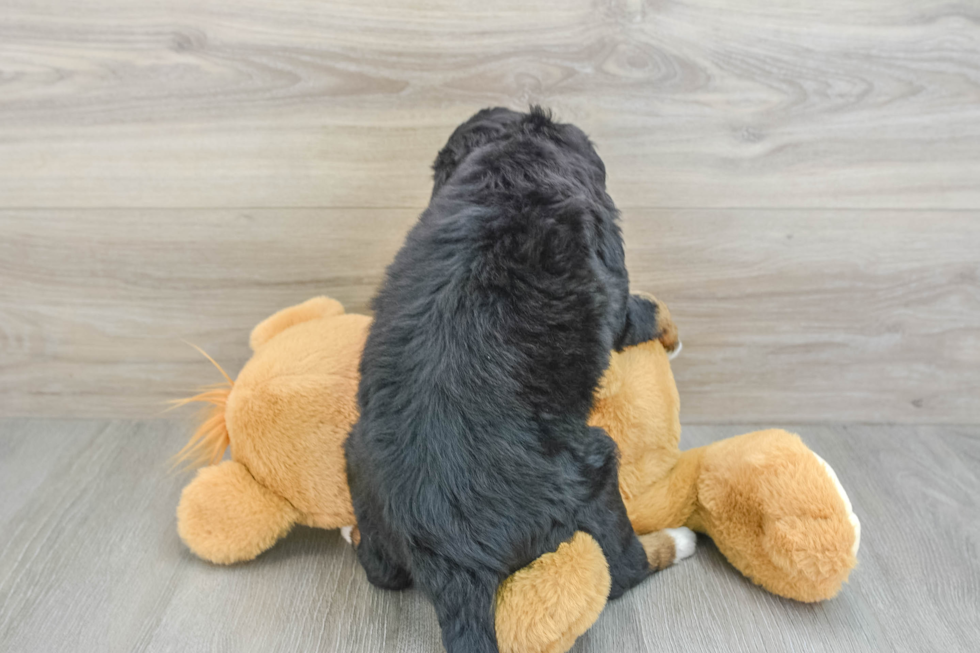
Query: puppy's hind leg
414 554 501 653
354 519 412 591
576 427 653 599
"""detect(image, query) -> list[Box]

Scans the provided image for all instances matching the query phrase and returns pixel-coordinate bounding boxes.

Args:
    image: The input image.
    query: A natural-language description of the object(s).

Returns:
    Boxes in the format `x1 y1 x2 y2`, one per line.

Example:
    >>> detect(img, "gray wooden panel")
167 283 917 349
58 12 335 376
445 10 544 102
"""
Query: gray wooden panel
2 209 978 423
0 0 978 209
1 419 978 652
625 211 980 424
0 209 416 418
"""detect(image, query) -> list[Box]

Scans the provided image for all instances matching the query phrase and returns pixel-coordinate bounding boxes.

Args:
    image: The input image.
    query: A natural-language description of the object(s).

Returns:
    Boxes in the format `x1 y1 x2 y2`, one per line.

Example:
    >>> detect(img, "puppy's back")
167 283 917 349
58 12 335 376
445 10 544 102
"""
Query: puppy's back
351 108 626 565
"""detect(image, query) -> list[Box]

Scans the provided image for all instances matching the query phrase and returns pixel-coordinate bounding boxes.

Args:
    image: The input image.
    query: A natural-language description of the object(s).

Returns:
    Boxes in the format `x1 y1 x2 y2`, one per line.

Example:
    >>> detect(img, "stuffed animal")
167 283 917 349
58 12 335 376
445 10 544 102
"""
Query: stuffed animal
174 296 859 652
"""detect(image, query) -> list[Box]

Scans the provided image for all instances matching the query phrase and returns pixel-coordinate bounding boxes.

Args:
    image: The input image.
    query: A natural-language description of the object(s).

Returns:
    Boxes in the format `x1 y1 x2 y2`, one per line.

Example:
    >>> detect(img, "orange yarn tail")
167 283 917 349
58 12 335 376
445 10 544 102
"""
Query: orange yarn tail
170 343 234 469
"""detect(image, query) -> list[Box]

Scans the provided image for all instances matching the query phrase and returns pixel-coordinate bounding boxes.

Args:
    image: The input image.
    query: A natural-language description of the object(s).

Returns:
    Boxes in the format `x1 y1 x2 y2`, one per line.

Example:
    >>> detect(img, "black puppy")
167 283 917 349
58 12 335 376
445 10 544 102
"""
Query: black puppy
345 107 681 653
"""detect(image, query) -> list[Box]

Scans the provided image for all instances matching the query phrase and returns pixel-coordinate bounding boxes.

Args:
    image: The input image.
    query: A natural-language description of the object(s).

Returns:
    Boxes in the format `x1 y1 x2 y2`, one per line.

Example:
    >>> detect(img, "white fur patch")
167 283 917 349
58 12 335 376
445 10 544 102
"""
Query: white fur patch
667 340 683 361
812 452 861 557
340 525 354 545
665 526 697 563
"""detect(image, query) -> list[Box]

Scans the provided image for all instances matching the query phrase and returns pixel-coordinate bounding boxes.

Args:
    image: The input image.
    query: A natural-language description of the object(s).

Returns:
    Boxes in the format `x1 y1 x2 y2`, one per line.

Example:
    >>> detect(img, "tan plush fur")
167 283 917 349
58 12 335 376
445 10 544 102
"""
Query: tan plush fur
228 311 369 529
175 296 859 652
495 532 610 653
690 430 859 602
589 339 689 532
177 460 299 564
592 340 859 602
248 295 346 351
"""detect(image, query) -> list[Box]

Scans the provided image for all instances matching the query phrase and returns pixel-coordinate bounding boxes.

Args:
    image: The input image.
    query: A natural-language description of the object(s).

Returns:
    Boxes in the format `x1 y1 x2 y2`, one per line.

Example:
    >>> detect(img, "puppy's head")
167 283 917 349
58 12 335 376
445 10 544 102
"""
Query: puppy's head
431 107 605 197
431 107 523 196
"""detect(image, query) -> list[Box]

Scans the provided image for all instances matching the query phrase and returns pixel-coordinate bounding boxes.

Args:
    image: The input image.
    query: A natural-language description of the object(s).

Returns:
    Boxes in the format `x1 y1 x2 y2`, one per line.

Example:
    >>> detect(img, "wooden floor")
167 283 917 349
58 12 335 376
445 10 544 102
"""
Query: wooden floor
1 419 978 652
2 1 980 652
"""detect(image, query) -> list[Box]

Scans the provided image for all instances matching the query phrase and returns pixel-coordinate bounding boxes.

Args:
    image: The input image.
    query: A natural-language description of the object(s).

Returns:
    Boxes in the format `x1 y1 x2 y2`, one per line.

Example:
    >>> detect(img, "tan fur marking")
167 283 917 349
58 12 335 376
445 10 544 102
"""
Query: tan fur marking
638 529 677 571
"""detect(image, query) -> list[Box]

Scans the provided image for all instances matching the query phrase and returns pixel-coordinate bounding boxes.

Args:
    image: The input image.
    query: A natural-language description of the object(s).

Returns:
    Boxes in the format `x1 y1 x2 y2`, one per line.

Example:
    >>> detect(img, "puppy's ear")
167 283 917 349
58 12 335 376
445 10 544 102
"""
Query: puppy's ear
431 108 520 196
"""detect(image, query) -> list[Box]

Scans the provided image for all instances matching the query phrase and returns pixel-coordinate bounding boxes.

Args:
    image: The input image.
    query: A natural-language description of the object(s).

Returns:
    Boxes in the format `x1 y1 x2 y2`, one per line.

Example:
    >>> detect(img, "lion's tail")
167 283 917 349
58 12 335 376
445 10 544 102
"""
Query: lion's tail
170 343 234 469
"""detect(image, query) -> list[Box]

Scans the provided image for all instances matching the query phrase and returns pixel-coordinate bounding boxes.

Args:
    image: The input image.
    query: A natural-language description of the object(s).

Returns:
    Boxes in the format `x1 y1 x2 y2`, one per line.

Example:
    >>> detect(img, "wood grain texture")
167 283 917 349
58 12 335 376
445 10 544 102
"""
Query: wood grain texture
1 1 979 420
0 209 415 417
3 3 978 650
2 209 978 422
625 210 980 424
1 419 978 652
0 0 979 209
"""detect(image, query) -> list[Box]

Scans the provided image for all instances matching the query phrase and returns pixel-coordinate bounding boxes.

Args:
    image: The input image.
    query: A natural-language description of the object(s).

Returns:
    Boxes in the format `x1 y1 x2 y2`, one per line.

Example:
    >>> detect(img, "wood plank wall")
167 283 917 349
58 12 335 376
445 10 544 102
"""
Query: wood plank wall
1 0 978 422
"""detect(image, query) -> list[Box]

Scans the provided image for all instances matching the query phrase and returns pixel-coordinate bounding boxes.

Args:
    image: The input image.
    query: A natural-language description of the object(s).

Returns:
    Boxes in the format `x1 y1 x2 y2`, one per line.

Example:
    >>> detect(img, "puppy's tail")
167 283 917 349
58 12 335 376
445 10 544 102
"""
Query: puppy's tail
169 343 234 470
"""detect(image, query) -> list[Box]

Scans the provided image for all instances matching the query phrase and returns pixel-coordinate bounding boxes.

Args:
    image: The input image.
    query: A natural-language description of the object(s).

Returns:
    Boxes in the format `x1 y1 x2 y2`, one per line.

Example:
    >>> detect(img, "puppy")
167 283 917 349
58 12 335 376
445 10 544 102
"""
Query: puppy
345 107 680 653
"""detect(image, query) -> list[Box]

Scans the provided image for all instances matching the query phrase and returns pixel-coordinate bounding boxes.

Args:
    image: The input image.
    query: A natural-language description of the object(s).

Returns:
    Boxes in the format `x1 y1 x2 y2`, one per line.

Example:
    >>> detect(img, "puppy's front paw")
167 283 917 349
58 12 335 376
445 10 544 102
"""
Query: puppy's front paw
340 525 360 547
619 292 681 352
638 526 697 570
633 292 680 356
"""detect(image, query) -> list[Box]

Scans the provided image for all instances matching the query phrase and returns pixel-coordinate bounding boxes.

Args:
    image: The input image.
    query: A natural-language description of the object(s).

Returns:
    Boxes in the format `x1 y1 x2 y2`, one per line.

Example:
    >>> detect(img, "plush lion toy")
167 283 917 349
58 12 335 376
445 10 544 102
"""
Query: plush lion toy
174 296 859 653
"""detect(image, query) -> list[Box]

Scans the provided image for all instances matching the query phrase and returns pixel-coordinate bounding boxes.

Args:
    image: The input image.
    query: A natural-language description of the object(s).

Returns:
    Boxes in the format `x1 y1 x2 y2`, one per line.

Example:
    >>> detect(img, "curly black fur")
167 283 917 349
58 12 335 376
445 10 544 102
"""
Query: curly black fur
344 107 663 653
